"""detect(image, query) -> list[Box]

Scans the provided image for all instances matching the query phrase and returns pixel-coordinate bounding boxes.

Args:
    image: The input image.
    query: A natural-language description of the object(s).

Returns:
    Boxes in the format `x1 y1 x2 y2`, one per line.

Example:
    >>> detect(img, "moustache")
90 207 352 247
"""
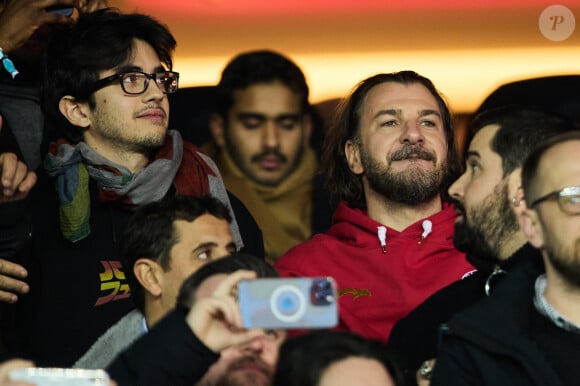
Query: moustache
451 198 466 216
389 145 436 163
251 149 287 164
229 355 272 375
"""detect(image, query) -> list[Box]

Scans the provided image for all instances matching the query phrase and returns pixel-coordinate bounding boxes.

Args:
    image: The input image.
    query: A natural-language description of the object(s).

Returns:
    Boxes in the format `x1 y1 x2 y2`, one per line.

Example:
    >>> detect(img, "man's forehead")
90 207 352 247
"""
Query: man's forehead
469 124 501 155
231 87 303 116
537 140 580 188
365 81 439 111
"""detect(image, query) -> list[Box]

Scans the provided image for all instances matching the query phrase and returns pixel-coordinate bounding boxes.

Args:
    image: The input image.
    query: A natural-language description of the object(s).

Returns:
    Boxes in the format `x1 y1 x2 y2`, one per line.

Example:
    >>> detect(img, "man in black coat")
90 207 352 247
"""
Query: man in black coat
431 130 580 386
388 107 575 384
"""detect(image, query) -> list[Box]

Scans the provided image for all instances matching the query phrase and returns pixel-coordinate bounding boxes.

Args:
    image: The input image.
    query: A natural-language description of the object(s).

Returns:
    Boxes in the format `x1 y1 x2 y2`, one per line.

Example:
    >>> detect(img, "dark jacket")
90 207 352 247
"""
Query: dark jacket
388 243 538 381
431 254 573 386
107 308 219 386
0 167 263 366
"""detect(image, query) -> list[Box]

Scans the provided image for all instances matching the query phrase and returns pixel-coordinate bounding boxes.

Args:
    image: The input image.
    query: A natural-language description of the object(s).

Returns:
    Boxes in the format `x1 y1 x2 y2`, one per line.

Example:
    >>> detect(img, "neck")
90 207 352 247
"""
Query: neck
143 302 165 329
365 191 443 231
83 138 150 173
543 260 580 326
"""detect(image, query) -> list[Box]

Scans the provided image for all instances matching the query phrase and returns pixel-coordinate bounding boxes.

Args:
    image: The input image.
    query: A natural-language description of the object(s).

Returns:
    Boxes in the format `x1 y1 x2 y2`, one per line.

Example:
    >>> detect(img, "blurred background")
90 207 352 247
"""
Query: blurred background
108 0 579 115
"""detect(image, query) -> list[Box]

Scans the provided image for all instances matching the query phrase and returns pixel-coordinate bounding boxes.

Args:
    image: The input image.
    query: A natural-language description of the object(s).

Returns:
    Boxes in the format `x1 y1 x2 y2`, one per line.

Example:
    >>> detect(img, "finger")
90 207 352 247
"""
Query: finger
17 171 37 194
0 359 34 383
0 290 19 304
0 258 28 279
0 274 29 295
0 153 19 189
10 161 29 191
213 270 257 297
227 329 268 348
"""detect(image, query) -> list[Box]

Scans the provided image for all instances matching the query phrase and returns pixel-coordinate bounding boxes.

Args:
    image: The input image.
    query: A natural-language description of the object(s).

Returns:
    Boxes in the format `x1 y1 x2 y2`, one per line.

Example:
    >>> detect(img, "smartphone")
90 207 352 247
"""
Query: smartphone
238 277 338 329
46 5 74 17
8 368 110 386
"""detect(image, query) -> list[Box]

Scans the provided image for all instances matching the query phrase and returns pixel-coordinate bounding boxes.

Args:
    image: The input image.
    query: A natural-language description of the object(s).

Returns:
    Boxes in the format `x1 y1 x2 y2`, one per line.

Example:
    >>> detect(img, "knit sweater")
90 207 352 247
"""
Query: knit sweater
74 309 146 369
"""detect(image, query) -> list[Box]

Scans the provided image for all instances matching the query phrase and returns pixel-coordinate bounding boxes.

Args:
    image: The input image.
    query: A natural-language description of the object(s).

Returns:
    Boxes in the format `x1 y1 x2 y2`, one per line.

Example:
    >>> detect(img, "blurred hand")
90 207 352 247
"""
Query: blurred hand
0 0 75 53
73 0 109 14
0 258 29 304
0 152 36 204
0 359 34 386
186 270 267 353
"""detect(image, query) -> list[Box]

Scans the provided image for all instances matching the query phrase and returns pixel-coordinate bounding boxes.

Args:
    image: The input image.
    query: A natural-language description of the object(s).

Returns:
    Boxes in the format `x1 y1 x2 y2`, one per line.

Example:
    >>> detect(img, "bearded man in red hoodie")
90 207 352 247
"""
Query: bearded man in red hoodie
275 71 474 341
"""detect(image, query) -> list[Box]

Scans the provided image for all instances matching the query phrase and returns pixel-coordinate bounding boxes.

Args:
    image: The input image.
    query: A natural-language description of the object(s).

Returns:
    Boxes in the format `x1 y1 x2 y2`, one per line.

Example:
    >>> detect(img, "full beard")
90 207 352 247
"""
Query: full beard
361 144 447 205
453 181 519 262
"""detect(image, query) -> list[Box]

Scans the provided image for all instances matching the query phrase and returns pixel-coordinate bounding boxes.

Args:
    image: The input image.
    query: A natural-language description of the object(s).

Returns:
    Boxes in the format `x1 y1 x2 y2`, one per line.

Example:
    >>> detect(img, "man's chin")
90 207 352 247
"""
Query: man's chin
221 368 271 386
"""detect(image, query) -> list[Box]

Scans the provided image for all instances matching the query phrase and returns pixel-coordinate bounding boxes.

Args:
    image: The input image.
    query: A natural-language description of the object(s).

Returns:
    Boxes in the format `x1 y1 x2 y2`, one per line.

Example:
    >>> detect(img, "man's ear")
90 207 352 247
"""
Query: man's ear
345 139 364 174
133 259 163 297
59 96 91 128
508 169 527 216
209 113 226 148
519 208 544 249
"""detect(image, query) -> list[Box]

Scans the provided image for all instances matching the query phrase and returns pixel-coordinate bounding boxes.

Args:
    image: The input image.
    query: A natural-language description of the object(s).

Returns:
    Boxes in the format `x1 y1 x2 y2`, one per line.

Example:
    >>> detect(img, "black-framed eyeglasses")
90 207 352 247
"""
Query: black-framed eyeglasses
90 71 179 95
530 186 580 214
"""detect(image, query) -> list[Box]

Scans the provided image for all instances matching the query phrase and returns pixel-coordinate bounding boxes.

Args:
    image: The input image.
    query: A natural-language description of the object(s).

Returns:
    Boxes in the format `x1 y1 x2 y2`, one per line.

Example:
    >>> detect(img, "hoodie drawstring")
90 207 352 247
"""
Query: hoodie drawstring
377 226 387 253
418 220 432 244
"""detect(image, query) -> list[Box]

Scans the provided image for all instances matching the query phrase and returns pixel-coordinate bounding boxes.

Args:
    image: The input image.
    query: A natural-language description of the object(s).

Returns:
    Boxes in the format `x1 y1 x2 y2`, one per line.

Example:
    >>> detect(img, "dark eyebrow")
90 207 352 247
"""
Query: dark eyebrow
372 109 441 121
466 150 481 160
373 109 400 120
116 64 166 73
192 242 218 253
275 114 301 121
418 109 442 119
237 112 266 120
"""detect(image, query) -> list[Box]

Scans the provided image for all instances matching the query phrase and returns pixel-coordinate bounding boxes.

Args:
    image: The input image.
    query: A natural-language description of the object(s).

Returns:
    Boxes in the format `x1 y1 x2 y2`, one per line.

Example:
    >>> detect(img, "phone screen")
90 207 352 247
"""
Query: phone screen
46 5 74 17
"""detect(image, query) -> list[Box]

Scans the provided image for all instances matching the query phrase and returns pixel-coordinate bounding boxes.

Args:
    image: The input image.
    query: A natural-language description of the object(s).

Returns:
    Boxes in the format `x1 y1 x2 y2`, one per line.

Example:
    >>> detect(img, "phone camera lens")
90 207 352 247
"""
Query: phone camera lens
277 292 301 316
310 278 335 306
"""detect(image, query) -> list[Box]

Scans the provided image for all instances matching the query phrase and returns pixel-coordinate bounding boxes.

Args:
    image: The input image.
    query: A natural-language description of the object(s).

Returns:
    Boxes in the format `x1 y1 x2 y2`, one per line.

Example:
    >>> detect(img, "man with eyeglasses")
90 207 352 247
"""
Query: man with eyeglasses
431 129 580 385
0 8 263 367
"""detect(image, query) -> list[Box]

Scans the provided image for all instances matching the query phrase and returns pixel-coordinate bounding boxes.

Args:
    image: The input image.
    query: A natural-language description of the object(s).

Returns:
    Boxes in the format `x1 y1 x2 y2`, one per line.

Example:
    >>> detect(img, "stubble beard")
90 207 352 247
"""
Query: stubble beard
544 235 580 287
90 104 167 156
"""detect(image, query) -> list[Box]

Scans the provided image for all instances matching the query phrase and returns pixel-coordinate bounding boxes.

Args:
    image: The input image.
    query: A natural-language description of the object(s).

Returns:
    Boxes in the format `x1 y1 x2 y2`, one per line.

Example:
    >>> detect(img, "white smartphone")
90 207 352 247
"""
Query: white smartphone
238 277 338 330
8 368 110 386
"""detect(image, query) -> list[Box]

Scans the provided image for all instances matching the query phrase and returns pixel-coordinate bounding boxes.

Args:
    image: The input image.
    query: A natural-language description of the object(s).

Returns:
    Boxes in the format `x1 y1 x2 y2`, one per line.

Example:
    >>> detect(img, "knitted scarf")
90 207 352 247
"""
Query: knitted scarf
44 130 216 242
214 147 317 264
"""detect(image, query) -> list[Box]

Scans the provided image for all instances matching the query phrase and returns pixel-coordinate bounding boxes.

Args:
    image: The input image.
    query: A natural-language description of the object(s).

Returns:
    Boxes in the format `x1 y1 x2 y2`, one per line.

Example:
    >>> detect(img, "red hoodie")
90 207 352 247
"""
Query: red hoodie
275 201 475 341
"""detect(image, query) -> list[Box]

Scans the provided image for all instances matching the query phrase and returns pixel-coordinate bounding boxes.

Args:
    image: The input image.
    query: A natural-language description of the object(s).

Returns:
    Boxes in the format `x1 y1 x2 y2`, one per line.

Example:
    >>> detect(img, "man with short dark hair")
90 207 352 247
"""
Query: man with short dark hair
74 195 237 369
108 253 282 386
0 8 262 366
206 50 332 263
431 130 580 386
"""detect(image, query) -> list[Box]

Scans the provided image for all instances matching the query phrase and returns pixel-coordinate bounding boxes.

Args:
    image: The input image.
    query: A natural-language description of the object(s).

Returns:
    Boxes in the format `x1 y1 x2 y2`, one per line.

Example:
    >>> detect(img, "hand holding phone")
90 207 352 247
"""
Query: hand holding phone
238 277 338 330
46 5 74 17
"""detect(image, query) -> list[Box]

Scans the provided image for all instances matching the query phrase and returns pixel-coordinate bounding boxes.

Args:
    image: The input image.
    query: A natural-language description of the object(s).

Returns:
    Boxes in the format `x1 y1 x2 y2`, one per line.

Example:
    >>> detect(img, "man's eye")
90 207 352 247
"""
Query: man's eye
197 251 210 261
468 161 480 173
420 120 436 127
380 120 398 127
123 73 141 84
278 119 299 130
241 119 262 129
